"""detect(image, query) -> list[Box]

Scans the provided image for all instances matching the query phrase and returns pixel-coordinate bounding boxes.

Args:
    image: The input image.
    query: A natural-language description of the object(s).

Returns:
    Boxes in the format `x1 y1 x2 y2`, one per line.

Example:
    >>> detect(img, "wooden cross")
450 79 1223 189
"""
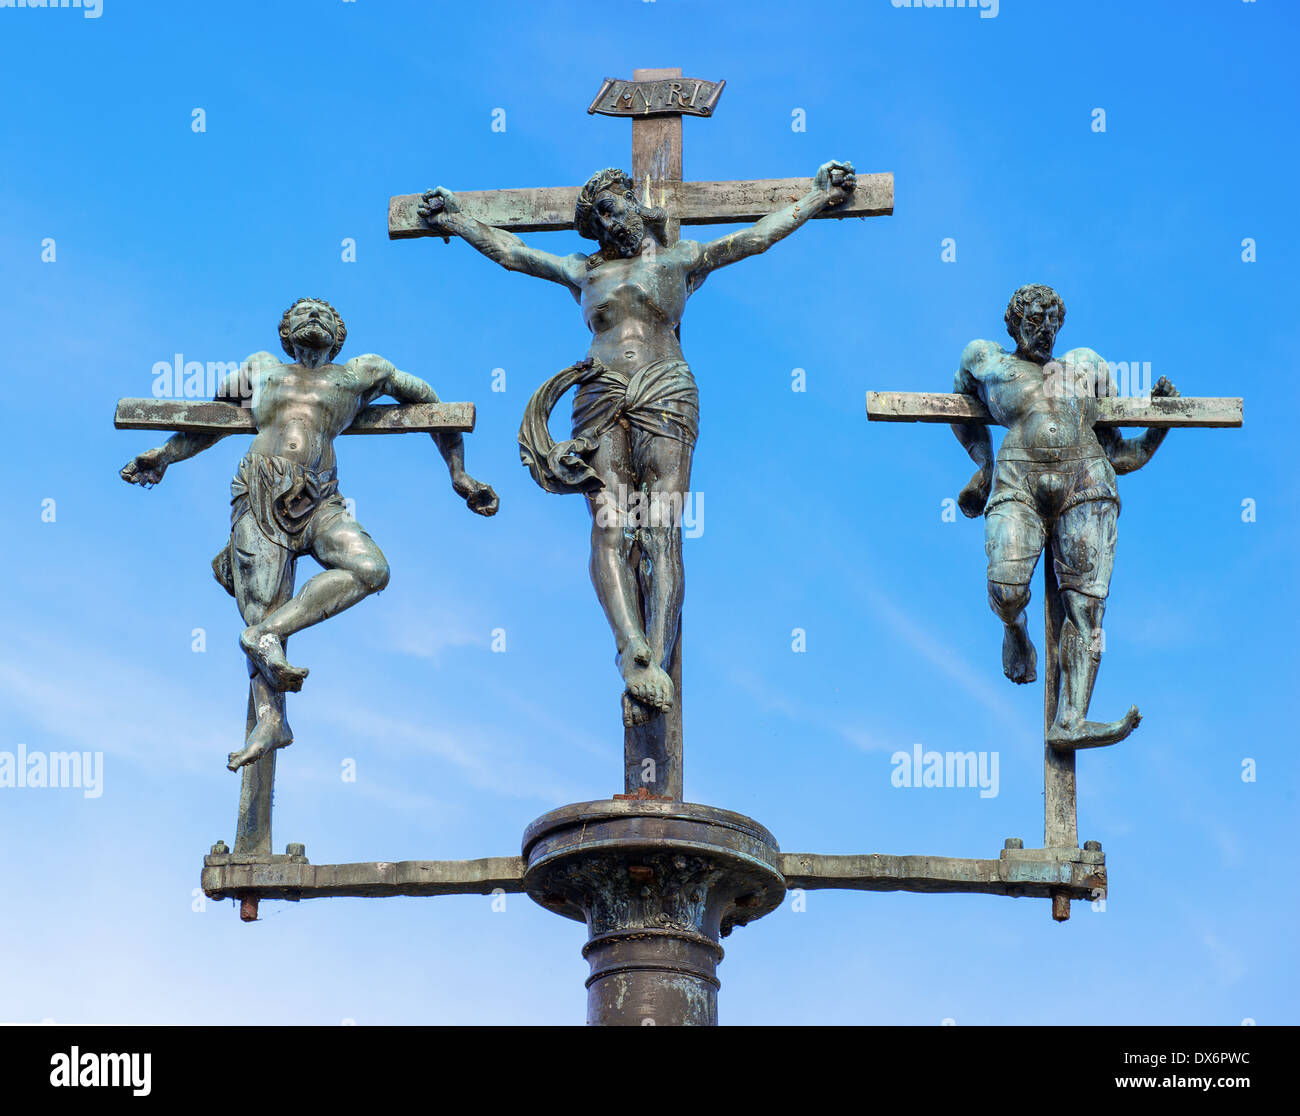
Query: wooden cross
114 393 476 913
390 67 894 801
866 388 1243 919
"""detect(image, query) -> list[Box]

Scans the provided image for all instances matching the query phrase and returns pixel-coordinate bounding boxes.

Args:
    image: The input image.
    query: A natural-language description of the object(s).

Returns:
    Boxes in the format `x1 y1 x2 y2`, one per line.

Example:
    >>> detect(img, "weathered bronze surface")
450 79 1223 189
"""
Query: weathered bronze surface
417 162 855 740
587 75 725 118
952 285 1176 751
866 285 1242 920
203 851 526 901
115 398 476 435
781 844 1106 900
866 390 1242 428
388 175 894 237
182 68 1250 1026
522 800 784 1026
119 299 497 781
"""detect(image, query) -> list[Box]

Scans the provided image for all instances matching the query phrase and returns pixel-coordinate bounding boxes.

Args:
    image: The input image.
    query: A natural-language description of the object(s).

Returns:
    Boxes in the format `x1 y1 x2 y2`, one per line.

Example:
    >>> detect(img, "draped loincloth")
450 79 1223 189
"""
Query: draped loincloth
211 452 350 596
518 357 699 495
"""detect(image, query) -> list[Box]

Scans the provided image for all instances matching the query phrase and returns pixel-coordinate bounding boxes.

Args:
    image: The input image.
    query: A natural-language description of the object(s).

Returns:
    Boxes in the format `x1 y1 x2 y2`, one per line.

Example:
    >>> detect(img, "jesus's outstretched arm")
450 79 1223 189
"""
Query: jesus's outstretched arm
418 187 584 291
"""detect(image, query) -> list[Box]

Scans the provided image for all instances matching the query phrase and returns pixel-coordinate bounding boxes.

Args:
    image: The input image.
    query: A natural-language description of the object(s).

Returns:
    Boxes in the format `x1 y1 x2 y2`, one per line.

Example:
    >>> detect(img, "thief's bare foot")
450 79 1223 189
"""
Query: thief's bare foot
619 637 674 713
227 716 293 771
240 626 308 692
1002 616 1037 684
1048 705 1142 751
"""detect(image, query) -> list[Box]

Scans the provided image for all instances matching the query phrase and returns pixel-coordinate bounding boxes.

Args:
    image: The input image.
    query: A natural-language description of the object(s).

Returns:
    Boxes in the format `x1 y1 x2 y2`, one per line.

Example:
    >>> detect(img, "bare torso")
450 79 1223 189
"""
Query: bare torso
967 343 1105 454
247 358 377 472
578 249 692 373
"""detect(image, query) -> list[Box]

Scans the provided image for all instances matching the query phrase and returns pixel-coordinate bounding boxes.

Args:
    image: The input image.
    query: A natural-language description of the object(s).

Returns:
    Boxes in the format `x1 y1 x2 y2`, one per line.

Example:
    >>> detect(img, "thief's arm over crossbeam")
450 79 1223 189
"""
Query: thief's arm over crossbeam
114 398 477 435
865 391 1244 428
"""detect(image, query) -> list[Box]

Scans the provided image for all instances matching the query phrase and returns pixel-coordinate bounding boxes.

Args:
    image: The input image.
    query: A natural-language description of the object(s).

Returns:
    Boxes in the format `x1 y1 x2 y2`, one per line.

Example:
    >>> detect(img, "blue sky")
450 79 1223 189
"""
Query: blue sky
0 0 1294 1025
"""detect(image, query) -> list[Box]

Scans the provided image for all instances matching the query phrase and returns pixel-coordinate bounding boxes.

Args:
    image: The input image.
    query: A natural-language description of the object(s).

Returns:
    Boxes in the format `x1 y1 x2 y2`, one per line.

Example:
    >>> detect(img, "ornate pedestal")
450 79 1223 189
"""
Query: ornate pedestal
522 800 784 1026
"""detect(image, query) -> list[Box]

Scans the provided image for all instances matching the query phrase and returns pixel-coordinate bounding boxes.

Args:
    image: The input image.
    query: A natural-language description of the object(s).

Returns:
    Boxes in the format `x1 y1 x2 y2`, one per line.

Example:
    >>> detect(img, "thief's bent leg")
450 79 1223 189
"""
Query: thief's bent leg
228 516 298 770
245 516 390 662
985 501 1044 685
1047 499 1138 750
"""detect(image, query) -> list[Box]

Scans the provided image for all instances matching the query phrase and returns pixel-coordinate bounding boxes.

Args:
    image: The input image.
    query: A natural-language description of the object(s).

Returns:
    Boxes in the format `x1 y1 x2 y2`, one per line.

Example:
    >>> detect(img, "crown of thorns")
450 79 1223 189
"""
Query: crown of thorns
575 168 638 241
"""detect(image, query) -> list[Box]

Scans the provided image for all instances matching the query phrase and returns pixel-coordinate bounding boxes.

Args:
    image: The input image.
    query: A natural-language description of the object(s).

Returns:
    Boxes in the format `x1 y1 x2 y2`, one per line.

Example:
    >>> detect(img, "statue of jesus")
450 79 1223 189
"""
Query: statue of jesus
418 161 854 725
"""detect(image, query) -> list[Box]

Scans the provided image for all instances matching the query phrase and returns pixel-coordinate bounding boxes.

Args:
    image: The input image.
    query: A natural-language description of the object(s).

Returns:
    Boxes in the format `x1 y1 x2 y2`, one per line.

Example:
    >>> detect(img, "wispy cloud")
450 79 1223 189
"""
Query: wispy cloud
0 643 229 778
0 632 580 814
847 580 1025 734
727 667 901 754
374 597 488 663
313 697 586 806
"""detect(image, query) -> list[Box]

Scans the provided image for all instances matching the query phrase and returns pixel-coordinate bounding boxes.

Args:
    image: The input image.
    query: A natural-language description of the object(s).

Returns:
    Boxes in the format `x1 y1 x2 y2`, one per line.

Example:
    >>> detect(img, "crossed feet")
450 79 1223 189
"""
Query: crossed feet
240 625 309 692
228 625 306 771
619 636 674 728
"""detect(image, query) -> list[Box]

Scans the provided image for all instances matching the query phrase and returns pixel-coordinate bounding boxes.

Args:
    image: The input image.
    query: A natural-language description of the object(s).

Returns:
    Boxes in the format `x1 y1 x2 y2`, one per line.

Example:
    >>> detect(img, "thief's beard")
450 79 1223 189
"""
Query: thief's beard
1023 334 1055 364
292 323 334 367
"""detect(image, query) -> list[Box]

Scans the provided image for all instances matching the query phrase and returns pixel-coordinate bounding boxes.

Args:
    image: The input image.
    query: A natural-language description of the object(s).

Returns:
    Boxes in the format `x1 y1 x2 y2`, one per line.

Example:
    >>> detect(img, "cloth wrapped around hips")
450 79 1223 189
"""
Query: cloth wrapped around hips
211 452 349 596
518 356 699 495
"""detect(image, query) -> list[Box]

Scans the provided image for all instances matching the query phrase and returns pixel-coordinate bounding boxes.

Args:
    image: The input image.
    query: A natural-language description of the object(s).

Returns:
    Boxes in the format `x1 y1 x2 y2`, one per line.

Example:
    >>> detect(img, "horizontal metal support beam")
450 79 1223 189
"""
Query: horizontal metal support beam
205 845 1102 907
780 846 1106 901
114 398 476 435
388 173 894 238
866 391 1243 428
202 854 525 901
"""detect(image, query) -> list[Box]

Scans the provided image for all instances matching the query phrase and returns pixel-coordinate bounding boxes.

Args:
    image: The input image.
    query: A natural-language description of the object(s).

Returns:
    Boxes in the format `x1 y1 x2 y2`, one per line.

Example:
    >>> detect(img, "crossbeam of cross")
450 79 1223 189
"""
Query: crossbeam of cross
390 67 893 801
114 393 477 907
867 388 1243 919
114 398 475 435
389 176 894 238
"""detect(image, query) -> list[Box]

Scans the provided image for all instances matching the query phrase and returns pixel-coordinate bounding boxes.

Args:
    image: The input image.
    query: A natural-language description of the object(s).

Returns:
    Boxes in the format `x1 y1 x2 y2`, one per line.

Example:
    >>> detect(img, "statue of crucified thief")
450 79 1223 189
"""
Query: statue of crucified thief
418 161 855 725
120 298 498 770
953 284 1177 749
